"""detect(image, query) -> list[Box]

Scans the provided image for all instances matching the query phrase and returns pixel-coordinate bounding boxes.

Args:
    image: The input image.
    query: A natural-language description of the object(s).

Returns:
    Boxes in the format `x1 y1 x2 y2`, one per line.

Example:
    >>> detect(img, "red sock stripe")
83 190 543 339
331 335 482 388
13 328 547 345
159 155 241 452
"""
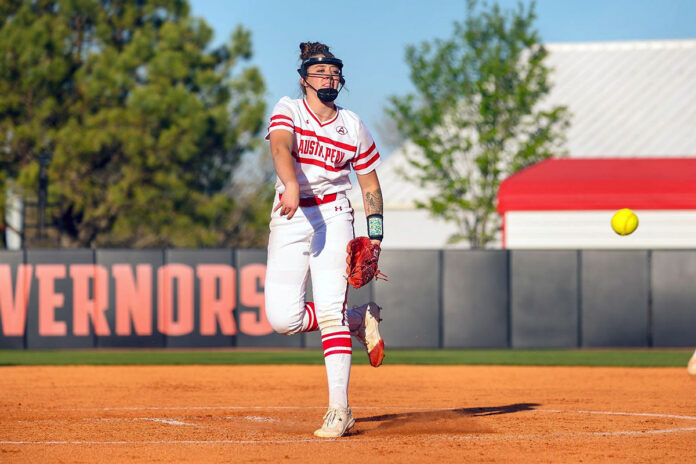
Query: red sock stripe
321 329 350 339
304 302 318 332
322 331 352 357
324 349 352 357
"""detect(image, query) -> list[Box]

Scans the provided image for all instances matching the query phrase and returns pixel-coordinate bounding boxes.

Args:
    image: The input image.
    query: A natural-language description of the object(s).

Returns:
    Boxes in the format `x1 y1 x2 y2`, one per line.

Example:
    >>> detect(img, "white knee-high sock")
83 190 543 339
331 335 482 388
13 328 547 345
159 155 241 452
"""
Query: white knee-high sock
321 325 352 409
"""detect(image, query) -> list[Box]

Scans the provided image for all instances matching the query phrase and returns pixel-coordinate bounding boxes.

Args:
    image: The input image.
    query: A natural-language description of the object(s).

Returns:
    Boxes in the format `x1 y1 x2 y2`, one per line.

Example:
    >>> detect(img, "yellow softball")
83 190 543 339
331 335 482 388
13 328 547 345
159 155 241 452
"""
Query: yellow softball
611 208 639 236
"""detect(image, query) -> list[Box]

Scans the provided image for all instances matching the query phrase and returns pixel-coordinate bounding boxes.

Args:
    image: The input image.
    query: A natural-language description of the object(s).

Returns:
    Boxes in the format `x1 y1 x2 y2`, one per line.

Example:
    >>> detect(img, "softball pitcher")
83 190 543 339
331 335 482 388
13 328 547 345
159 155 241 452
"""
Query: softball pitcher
264 41 385 438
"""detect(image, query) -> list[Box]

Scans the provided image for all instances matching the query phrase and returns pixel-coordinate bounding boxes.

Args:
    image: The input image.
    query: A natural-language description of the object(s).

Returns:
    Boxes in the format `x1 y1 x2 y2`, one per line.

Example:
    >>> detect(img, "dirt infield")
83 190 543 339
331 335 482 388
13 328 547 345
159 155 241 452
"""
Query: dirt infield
1 365 695 463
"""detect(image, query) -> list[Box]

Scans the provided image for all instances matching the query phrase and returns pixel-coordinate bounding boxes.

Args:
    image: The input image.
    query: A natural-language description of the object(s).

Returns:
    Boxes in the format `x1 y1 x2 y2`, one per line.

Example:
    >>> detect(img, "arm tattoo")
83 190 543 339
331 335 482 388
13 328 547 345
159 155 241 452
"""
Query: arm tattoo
364 189 383 216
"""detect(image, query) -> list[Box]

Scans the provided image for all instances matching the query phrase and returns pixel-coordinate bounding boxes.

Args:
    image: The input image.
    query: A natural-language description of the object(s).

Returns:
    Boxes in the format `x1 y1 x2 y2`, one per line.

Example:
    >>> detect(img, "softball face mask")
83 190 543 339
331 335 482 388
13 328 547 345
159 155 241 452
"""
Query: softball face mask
298 56 345 103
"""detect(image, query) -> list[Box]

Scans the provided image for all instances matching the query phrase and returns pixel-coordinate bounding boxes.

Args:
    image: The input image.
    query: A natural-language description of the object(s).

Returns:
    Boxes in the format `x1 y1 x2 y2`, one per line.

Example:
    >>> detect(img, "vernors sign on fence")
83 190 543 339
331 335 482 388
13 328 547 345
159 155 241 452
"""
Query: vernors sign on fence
3 248 696 349
0 249 285 349
0 263 267 337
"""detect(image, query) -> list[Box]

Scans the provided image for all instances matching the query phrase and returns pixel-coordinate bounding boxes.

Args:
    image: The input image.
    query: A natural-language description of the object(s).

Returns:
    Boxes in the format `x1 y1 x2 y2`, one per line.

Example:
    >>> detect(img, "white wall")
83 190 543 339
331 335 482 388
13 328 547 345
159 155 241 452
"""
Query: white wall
505 210 696 249
353 208 502 249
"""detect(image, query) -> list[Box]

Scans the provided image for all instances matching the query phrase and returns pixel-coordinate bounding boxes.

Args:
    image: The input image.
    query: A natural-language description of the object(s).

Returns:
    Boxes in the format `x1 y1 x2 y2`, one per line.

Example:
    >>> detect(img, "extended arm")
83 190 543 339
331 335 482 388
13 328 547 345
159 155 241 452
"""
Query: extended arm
269 130 299 219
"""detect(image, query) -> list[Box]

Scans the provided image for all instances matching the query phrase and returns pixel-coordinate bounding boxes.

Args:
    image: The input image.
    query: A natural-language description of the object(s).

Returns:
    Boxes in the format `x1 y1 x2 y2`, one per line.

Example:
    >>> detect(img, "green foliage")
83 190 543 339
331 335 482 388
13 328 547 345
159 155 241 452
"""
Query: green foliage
0 0 270 247
388 0 570 248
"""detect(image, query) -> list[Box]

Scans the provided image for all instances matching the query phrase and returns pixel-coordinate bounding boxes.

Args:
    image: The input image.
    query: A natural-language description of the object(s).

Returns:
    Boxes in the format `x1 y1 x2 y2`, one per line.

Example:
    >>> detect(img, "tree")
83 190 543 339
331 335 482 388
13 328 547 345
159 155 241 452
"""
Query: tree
388 0 570 248
0 0 269 247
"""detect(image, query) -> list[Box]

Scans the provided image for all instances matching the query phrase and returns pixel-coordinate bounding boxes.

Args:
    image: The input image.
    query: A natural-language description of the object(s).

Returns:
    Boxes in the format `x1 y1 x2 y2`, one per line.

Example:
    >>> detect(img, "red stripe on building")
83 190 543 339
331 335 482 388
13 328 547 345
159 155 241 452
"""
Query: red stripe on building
497 158 696 212
293 126 357 151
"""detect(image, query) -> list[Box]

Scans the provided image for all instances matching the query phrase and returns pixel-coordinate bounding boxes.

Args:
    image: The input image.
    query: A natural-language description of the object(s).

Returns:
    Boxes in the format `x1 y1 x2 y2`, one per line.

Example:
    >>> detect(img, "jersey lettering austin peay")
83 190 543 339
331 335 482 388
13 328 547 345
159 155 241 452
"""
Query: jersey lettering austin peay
297 137 347 166
264 42 385 438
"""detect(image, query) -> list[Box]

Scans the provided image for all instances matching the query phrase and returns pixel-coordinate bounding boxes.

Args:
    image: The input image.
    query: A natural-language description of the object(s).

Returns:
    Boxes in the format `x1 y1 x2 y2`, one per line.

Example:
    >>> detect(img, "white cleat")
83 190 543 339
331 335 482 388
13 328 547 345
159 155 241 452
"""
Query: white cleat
349 302 385 367
688 354 696 376
313 407 355 438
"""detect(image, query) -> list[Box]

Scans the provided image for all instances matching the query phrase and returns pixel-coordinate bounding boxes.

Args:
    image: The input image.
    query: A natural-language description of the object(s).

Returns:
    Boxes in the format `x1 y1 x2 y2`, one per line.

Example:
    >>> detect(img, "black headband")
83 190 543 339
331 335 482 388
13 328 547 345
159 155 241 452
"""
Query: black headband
297 57 343 76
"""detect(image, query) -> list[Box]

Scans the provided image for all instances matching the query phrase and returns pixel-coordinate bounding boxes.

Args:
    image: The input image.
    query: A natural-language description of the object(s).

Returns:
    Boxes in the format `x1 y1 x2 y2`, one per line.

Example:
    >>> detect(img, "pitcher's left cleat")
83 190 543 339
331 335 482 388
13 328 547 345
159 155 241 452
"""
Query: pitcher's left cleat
313 407 355 438
688 354 696 376
349 302 385 367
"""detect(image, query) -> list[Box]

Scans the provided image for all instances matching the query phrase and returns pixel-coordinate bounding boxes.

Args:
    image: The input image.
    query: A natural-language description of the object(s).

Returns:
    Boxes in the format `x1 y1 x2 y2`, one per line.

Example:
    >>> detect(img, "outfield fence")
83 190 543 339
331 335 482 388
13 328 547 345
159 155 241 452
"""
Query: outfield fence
1 249 695 349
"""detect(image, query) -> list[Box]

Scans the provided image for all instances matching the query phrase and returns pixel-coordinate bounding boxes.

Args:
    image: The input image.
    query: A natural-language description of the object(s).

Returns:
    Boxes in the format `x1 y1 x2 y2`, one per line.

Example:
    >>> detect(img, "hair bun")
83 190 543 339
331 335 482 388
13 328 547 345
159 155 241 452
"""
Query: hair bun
299 41 334 61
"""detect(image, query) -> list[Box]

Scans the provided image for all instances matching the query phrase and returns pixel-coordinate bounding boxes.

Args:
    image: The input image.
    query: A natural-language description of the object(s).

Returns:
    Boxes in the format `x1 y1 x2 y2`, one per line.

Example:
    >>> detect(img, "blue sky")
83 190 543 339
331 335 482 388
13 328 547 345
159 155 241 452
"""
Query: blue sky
189 0 695 153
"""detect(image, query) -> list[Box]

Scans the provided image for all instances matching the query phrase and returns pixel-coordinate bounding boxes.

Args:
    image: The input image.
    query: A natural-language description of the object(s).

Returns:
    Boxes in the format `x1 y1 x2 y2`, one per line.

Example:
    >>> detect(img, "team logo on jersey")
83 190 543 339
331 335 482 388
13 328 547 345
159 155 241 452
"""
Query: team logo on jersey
336 126 347 135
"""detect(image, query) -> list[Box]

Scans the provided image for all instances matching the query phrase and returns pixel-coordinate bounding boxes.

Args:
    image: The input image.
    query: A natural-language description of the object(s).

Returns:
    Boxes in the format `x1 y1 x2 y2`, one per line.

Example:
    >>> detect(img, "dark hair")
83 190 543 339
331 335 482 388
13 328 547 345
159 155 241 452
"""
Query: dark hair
298 42 336 96
299 41 335 61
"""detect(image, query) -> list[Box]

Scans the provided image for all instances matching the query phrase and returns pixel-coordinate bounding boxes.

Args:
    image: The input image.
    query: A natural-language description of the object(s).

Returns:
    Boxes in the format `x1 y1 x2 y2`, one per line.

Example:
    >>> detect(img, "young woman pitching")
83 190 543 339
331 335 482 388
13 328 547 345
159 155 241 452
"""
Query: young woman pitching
264 41 385 438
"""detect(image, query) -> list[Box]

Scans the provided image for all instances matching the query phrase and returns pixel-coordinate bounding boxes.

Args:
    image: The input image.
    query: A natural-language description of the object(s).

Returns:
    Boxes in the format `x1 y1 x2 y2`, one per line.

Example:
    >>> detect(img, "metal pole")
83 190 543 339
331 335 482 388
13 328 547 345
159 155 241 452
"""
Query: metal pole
38 152 50 241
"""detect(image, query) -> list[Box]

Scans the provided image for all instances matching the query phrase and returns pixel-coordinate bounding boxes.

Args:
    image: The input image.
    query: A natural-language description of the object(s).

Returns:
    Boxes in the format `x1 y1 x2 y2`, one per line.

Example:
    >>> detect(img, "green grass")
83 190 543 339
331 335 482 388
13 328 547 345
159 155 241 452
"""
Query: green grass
0 349 692 367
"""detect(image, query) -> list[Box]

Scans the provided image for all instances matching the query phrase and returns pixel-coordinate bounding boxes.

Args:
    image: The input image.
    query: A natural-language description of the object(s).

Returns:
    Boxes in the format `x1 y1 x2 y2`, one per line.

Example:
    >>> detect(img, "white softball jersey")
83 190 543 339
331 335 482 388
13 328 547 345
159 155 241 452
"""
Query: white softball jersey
266 96 382 198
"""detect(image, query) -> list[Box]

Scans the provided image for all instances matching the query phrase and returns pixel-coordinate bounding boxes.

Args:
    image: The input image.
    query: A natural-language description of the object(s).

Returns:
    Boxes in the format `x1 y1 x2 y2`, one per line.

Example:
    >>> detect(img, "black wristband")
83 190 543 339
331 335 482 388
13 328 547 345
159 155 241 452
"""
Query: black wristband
366 214 383 241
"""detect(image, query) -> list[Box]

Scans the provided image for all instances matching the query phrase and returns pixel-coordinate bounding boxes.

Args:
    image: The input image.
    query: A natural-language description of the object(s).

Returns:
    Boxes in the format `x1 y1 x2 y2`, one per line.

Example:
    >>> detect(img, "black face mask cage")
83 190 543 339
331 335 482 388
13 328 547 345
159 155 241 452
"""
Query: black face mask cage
298 56 346 102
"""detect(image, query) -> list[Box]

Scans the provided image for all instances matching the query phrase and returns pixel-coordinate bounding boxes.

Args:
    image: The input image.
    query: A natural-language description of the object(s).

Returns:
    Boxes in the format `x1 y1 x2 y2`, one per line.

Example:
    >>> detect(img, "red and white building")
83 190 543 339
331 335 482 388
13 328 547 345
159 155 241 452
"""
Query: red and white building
497 158 696 249
351 39 696 249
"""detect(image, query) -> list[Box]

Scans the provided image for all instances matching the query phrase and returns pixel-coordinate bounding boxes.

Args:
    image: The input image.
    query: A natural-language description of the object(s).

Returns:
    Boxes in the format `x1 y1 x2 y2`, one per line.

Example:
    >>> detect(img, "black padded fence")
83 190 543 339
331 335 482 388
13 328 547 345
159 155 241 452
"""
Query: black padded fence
1 249 694 349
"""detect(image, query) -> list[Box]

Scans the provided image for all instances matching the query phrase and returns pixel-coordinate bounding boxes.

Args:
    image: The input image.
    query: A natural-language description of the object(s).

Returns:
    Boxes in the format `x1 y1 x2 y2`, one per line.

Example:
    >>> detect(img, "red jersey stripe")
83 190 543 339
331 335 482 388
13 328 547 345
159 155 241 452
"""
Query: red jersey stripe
292 152 350 172
269 121 294 130
357 142 376 159
293 126 357 151
270 114 293 122
352 149 379 166
353 153 380 171
353 147 377 164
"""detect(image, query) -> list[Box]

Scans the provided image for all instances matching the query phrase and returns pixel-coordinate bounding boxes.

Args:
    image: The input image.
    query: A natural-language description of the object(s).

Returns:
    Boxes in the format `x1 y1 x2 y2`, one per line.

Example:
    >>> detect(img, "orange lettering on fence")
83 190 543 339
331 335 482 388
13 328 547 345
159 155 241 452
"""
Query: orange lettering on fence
157 264 194 336
197 265 237 336
113 264 153 336
70 265 110 336
0 265 33 336
239 264 272 336
36 265 67 336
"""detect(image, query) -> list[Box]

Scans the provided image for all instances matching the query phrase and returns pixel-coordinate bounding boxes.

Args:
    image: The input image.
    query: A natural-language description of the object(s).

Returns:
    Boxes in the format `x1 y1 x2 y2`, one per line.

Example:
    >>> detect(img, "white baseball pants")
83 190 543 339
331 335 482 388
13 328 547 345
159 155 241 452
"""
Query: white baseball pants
265 193 353 334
